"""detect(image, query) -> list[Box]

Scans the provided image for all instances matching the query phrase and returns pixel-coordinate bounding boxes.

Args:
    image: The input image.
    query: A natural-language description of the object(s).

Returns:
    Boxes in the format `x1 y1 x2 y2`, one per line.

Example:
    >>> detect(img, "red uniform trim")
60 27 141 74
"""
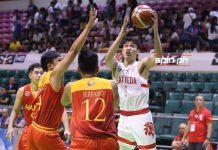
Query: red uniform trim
138 143 156 149
118 136 136 146
120 108 150 116
141 84 149 88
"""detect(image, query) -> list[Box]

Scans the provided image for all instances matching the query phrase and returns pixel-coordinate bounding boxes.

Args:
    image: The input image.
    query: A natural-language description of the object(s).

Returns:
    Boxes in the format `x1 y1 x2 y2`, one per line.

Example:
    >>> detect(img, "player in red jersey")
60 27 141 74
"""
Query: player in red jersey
27 8 97 150
61 50 119 150
6 63 43 150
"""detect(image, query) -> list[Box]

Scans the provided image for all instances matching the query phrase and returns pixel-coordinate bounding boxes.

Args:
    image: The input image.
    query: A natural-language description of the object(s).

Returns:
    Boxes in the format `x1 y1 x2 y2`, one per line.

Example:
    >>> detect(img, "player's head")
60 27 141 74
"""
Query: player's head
194 95 205 108
28 63 43 84
122 39 140 62
41 51 61 71
78 50 99 75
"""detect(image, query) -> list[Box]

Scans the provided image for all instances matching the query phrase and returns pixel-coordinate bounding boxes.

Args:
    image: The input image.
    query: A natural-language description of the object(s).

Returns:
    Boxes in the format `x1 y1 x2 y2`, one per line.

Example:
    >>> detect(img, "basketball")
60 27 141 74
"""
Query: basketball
131 5 155 29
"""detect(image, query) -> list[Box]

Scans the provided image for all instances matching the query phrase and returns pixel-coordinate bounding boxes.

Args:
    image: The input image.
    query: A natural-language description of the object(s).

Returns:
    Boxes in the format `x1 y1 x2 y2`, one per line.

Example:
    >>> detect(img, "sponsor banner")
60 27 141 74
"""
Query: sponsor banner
0 53 218 72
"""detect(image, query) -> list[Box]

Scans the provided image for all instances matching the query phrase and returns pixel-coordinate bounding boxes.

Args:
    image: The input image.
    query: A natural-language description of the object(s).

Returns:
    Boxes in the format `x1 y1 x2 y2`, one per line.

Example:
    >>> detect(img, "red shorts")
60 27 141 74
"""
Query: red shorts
70 137 119 150
27 122 67 150
17 126 28 150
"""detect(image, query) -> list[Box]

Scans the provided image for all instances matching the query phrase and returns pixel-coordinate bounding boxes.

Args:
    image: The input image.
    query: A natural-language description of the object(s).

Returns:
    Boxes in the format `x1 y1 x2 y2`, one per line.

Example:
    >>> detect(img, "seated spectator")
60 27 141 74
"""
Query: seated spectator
150 87 166 108
172 123 188 150
6 77 18 95
184 19 203 50
14 111 25 128
0 87 11 105
207 16 218 51
0 108 10 128
9 38 22 52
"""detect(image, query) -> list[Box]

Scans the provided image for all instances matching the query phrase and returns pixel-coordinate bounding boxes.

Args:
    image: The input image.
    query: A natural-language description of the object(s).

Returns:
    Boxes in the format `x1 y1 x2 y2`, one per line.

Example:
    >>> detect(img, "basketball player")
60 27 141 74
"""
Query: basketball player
105 13 162 150
27 8 97 150
6 63 43 150
61 50 119 150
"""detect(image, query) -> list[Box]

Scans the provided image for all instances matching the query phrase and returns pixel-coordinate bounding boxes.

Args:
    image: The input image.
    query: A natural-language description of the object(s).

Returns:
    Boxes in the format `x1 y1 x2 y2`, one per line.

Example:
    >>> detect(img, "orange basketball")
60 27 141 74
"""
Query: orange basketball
131 5 154 29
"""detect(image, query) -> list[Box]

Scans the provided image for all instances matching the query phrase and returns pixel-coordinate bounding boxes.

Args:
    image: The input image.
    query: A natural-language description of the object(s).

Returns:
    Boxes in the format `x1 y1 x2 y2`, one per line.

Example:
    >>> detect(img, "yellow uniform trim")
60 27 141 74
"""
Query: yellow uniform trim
38 71 51 90
71 77 112 93
32 121 57 133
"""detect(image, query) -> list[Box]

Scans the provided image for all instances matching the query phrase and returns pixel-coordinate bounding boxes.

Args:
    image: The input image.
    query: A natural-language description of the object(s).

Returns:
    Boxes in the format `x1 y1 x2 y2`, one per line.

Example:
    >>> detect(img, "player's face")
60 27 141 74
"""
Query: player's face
29 67 43 84
122 41 139 60
52 56 62 68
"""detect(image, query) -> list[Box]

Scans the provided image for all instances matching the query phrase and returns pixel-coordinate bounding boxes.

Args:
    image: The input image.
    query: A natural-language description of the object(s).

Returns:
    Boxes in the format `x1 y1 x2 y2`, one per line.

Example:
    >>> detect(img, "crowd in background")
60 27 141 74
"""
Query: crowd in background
0 0 218 53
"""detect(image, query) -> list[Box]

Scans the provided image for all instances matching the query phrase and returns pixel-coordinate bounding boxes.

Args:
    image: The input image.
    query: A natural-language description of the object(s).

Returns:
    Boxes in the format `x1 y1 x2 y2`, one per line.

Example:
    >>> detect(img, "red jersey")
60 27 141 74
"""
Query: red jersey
173 134 183 150
70 77 117 139
33 71 64 129
22 84 40 126
187 107 212 142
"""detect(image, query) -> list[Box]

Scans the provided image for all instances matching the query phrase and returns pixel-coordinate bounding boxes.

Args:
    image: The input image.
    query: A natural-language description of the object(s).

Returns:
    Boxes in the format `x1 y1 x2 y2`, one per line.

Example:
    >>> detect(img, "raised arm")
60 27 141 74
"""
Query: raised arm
139 11 162 72
111 80 119 111
50 8 97 90
105 17 133 75
61 82 72 107
6 87 23 140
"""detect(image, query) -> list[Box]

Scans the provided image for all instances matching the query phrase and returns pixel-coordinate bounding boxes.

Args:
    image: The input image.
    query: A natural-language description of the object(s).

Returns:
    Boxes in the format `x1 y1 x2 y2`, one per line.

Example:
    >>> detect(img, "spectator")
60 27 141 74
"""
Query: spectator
13 15 22 39
27 0 38 17
9 38 22 52
171 123 188 150
207 16 218 51
14 111 25 128
183 7 197 29
185 19 202 50
150 87 166 109
106 0 116 18
87 0 98 16
6 77 18 95
74 0 83 21
0 108 10 128
0 87 11 105
182 95 213 150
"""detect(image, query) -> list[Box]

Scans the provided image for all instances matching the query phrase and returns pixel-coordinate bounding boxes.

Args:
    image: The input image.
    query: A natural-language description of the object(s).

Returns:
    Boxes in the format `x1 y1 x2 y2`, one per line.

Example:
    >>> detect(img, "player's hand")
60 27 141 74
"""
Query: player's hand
86 8 98 29
150 10 158 31
6 127 14 141
119 16 133 37
64 129 71 141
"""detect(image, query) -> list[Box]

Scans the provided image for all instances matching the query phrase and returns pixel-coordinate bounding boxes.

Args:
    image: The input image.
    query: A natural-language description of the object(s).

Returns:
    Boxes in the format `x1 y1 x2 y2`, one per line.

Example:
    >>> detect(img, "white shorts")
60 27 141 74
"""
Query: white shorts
118 109 156 150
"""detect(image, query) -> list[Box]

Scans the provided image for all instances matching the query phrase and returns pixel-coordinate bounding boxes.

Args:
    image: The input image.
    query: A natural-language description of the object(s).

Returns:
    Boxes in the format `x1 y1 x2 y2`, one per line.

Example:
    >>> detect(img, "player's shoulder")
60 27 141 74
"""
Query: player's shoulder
18 84 27 92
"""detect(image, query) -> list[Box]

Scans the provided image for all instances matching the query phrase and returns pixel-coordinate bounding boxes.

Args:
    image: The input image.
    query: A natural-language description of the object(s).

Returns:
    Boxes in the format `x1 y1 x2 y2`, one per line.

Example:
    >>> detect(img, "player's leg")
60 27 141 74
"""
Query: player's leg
17 127 28 150
35 132 67 150
26 125 38 150
129 112 156 150
118 115 136 150
70 138 96 150
97 138 119 150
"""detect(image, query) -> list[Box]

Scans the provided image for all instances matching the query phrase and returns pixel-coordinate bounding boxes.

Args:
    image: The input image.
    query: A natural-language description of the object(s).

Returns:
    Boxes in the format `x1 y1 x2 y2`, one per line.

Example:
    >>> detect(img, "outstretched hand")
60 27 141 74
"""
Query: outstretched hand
87 8 98 29
150 10 158 31
119 16 134 37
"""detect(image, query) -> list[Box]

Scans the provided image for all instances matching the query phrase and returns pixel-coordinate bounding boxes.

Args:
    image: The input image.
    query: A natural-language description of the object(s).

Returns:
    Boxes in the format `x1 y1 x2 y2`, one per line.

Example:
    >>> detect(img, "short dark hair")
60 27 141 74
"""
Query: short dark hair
40 51 61 71
122 38 140 49
78 50 98 74
27 63 41 74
